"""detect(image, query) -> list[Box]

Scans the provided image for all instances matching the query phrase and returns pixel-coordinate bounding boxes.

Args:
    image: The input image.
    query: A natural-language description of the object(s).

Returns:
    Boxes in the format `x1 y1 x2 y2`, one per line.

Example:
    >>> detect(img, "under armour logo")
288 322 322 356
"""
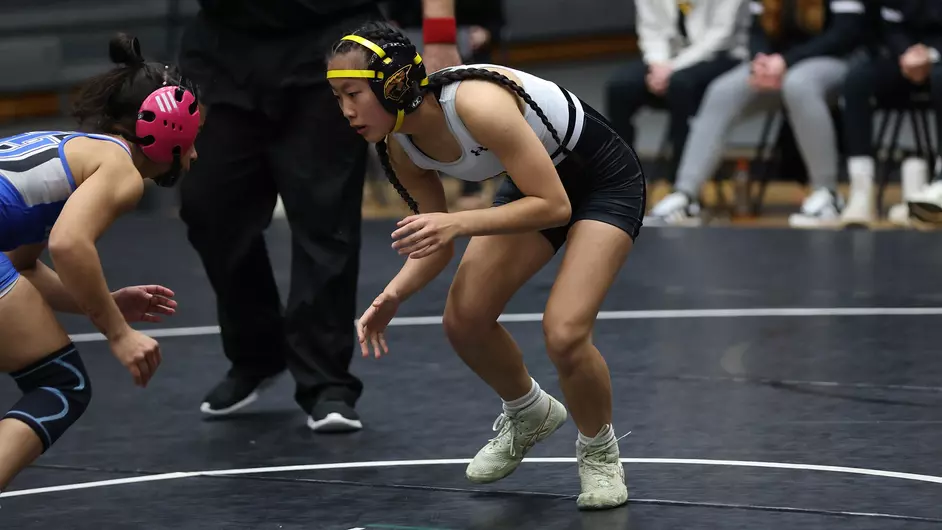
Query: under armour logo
471 146 488 156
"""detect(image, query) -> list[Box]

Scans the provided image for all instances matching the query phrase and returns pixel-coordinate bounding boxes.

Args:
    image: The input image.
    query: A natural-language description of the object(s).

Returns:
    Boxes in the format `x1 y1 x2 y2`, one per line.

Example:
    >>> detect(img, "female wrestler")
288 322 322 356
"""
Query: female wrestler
0 33 199 491
327 22 644 510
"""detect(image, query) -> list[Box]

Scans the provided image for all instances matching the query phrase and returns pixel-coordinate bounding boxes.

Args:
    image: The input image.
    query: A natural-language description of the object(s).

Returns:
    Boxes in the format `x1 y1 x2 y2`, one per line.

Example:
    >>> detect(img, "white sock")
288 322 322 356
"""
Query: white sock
847 156 875 190
901 157 929 199
502 378 542 415
578 423 615 447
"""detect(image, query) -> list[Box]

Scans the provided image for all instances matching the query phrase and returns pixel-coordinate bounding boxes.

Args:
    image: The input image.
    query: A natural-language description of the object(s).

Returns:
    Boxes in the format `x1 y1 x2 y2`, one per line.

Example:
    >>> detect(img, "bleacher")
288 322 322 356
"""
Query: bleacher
0 0 197 126
0 0 933 224
0 0 636 124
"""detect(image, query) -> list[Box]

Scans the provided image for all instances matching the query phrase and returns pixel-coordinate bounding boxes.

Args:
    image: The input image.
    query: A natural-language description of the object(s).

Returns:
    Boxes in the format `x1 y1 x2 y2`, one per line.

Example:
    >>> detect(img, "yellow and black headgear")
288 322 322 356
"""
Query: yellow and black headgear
327 34 429 132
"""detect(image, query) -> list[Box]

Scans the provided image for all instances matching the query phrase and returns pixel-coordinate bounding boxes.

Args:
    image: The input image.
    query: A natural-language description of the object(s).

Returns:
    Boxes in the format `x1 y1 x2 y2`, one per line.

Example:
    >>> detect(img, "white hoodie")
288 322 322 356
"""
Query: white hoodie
634 0 752 71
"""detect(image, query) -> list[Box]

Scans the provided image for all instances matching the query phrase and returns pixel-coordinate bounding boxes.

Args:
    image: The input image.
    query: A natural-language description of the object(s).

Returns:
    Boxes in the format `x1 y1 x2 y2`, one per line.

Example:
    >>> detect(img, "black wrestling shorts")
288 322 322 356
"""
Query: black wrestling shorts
492 97 646 252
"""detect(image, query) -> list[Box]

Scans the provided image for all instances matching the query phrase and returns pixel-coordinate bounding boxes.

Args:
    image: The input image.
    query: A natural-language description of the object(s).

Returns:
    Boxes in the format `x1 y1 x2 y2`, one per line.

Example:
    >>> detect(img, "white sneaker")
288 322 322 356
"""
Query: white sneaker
644 191 702 226
465 391 567 484
788 187 843 229
887 203 912 227
908 180 942 226
576 429 630 510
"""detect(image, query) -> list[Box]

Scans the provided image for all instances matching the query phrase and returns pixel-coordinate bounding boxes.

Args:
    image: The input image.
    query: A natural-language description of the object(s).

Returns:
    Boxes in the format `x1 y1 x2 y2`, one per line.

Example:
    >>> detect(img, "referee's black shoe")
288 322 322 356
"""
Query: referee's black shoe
307 400 362 432
200 371 282 416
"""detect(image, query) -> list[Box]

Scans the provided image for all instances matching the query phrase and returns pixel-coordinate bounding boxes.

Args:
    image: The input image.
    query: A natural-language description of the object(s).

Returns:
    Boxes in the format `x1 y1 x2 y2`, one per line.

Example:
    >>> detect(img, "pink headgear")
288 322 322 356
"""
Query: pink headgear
135 85 200 164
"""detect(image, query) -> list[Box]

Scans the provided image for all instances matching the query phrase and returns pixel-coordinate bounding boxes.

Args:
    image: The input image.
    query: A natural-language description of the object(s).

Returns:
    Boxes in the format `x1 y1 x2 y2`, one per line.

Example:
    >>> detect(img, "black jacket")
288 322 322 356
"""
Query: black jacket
876 0 942 57
178 0 383 116
749 0 868 65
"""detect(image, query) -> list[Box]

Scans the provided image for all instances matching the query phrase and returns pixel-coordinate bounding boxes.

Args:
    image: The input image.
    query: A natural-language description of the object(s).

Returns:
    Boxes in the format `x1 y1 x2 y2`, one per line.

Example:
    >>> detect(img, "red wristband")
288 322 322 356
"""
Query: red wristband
423 17 457 44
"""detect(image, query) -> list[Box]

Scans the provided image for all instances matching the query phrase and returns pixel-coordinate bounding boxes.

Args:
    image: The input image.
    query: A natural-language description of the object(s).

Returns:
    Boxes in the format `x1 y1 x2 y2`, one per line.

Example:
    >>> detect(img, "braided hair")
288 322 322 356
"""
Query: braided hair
329 23 570 214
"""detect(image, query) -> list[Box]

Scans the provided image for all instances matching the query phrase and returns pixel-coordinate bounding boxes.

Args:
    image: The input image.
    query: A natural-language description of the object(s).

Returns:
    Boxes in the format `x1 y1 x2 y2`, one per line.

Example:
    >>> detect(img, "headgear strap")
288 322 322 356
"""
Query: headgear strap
327 34 429 132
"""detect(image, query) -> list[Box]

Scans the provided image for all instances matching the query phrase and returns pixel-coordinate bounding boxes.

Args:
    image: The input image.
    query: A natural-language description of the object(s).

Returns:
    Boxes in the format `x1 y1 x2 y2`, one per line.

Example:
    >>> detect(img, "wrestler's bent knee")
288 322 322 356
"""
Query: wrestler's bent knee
3 343 92 452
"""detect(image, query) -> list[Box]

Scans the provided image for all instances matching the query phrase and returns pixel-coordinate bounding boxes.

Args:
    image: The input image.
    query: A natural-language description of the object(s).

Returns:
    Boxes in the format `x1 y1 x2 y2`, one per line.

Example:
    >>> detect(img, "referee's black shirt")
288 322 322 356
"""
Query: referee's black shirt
179 0 384 115
194 0 379 33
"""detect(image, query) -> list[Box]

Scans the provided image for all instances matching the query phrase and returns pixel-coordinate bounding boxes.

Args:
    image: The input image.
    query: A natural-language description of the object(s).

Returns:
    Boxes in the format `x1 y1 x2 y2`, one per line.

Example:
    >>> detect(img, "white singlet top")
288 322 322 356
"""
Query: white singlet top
391 64 585 183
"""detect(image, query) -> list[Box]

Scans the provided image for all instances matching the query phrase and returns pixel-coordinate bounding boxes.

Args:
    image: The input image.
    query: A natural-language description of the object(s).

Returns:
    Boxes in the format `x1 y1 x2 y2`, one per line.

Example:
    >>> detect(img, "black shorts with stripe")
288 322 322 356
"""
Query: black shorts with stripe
492 94 647 252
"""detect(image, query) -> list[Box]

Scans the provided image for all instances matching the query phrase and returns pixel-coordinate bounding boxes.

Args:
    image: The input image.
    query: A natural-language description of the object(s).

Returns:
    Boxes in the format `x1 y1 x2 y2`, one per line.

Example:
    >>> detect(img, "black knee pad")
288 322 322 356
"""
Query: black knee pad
4 344 92 452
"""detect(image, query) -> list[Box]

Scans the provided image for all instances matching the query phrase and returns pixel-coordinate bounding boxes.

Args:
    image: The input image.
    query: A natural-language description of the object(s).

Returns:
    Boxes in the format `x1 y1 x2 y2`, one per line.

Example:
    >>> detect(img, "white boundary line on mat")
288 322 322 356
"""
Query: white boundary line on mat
2 457 941 498
68 306 942 343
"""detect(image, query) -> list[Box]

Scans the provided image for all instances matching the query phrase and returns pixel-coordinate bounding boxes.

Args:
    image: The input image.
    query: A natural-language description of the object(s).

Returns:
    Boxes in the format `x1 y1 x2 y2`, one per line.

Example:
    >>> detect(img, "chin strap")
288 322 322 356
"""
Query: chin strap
391 109 405 133
153 151 183 188
111 130 184 188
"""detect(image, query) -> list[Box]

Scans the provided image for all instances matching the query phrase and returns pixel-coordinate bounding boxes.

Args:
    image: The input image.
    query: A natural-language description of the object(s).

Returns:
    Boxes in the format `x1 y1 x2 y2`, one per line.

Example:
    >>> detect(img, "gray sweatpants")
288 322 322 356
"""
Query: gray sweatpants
673 58 849 197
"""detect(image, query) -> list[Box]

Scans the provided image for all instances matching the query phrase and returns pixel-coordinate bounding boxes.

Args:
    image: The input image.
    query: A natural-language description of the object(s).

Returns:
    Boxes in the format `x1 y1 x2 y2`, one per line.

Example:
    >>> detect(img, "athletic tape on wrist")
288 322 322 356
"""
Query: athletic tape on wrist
423 17 457 44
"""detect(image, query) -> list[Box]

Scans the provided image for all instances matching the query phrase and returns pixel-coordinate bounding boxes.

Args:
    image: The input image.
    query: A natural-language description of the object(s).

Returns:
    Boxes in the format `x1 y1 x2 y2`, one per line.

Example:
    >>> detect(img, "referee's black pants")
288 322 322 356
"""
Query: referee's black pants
179 83 367 413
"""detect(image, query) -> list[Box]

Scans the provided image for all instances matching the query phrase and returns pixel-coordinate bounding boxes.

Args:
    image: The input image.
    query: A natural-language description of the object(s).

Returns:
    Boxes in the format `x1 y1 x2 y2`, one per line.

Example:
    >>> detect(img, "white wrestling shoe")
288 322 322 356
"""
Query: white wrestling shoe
465 390 567 484
576 426 630 510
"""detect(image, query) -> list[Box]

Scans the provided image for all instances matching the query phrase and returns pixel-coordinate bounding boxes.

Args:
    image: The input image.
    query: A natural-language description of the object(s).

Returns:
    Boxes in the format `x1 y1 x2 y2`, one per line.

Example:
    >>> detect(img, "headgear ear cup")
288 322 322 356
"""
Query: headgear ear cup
135 85 200 164
327 35 429 132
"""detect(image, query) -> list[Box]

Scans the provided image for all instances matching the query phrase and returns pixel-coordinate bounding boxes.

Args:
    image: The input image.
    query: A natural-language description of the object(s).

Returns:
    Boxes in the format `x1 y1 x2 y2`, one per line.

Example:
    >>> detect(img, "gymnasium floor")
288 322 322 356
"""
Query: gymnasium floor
2 213 942 529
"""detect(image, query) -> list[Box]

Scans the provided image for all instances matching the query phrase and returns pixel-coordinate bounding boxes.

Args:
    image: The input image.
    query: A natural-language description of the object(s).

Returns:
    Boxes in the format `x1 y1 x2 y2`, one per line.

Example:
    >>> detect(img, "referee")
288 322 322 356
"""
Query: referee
176 0 461 431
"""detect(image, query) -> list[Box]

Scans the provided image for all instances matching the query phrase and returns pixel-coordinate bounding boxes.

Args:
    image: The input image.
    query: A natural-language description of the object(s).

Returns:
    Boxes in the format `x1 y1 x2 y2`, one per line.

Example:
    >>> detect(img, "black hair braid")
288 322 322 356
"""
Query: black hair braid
330 22 411 56
375 139 420 214
428 68 571 157
369 26 411 46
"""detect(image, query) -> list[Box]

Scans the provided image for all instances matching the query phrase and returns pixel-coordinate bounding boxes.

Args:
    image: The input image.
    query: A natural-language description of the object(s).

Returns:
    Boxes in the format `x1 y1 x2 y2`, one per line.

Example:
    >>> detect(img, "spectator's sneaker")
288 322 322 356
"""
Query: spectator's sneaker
307 400 362 432
908 179 942 227
200 371 283 416
887 202 913 227
465 391 567 483
644 191 702 226
840 173 876 228
788 187 844 228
